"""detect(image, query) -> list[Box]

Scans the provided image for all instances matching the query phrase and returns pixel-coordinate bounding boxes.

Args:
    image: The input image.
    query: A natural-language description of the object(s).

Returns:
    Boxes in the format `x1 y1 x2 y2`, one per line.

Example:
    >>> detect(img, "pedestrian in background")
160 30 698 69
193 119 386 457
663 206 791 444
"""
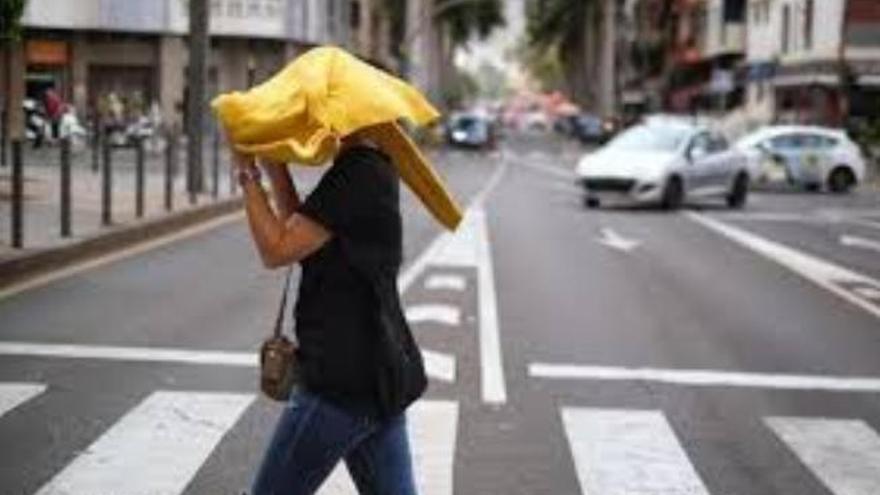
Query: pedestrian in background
215 47 463 495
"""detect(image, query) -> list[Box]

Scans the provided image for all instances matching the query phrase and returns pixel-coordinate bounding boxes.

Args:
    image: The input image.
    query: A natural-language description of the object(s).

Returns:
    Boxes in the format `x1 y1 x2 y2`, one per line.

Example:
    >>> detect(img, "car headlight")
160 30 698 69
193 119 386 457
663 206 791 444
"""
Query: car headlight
452 130 467 141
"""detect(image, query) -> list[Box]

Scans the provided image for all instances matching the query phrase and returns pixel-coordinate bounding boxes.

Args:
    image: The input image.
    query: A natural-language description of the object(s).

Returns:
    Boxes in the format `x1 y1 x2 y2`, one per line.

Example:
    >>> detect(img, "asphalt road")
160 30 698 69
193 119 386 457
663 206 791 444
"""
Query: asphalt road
2 133 880 495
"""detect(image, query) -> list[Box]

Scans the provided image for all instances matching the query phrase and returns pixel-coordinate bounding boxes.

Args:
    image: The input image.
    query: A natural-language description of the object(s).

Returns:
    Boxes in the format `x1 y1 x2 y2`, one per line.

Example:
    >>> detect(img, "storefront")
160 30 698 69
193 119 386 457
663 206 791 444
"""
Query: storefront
24 38 70 102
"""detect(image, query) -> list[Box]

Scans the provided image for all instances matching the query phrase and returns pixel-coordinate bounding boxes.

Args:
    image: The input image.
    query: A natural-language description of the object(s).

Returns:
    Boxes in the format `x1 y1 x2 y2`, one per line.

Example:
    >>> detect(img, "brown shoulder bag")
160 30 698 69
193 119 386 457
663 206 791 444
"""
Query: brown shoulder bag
259 267 300 402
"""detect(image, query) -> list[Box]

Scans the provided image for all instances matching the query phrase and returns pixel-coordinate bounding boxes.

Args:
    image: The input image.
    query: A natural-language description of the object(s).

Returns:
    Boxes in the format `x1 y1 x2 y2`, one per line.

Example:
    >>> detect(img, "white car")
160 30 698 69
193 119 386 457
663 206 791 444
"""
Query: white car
576 121 750 209
734 125 866 193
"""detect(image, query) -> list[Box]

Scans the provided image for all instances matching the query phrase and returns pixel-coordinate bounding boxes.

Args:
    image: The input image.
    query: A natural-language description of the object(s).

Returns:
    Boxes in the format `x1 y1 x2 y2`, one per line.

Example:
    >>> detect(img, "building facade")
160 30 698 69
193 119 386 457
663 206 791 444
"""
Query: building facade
12 0 362 130
744 0 880 126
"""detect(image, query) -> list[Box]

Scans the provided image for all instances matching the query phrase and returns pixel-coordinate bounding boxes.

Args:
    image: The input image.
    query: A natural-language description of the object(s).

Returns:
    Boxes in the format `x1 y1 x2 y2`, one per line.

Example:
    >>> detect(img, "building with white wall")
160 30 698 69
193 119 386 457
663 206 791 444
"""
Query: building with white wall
744 0 880 126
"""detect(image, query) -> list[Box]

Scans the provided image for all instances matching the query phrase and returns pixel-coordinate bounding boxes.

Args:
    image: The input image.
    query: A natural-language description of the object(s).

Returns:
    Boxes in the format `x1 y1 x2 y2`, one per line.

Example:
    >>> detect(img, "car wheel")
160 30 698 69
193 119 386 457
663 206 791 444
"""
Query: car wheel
827 166 855 194
661 176 683 210
584 196 600 209
726 173 749 209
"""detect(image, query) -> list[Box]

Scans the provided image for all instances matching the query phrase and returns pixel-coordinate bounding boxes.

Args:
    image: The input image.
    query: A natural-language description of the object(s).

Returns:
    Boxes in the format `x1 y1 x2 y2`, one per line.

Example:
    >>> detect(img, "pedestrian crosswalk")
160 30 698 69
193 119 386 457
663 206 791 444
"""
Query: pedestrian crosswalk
4 382 880 494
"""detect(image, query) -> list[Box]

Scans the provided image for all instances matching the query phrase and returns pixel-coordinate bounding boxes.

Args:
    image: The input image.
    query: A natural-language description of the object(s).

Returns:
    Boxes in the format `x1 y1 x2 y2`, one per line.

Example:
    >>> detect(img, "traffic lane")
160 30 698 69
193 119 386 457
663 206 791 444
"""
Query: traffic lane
745 186 880 214
707 208 880 282
492 157 880 378
488 152 880 494
0 150 498 351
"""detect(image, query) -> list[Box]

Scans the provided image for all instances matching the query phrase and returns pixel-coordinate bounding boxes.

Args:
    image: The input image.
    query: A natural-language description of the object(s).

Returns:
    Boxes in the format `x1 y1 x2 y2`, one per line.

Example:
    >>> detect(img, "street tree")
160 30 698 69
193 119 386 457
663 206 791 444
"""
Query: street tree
1 0 27 162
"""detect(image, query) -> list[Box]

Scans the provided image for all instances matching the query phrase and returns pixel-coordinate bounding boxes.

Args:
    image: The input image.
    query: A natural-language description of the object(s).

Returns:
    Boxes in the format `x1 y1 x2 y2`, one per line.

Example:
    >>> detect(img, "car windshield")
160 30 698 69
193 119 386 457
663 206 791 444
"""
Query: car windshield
607 125 689 152
452 116 481 131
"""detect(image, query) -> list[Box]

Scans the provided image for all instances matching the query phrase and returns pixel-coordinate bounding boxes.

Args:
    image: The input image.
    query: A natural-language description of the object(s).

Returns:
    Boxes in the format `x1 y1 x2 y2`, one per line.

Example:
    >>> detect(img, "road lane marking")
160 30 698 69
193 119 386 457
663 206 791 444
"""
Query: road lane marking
597 227 641 253
0 383 46 417
841 235 880 254
318 400 459 495
530 363 880 392
441 208 506 403
561 408 710 495
0 342 456 383
406 304 462 327
0 212 245 301
688 212 880 320
424 274 467 292
398 161 508 404
35 390 253 495
767 416 880 495
421 349 457 382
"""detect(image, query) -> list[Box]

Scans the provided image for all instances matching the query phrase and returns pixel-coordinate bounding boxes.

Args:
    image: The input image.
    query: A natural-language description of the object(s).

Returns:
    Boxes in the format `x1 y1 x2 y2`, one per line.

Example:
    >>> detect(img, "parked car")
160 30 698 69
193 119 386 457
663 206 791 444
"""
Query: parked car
554 114 617 144
734 125 866 193
575 120 750 209
446 113 496 150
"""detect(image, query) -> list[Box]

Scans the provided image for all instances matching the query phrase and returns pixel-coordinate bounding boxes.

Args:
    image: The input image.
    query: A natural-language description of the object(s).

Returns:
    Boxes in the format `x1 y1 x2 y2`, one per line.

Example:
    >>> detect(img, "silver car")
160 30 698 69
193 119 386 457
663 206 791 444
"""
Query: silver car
576 121 751 210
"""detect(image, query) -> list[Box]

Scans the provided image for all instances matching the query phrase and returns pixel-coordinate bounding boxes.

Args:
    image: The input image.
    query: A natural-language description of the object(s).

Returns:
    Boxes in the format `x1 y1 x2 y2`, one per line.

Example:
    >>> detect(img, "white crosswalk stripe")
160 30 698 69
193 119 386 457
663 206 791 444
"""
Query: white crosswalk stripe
767 416 880 495
561 407 711 495
0 382 46 418
424 274 468 292
318 400 460 495
406 304 462 327
34 390 254 495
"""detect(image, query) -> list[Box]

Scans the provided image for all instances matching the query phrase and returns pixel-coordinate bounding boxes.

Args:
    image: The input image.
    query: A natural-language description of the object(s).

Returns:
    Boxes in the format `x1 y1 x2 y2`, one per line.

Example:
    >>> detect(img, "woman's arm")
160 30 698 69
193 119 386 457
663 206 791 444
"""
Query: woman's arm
261 161 300 220
233 150 331 268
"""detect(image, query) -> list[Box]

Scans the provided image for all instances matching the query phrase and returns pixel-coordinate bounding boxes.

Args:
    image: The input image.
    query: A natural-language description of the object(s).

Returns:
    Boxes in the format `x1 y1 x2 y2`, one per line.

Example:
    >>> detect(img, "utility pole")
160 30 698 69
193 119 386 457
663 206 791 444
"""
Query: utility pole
187 0 209 199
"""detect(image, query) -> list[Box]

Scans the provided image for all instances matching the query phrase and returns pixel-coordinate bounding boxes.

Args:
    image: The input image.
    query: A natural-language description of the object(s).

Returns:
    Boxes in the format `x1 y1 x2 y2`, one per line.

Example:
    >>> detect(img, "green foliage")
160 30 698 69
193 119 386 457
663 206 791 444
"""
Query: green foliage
512 36 564 91
436 0 505 46
526 0 591 50
441 67 480 109
0 0 27 40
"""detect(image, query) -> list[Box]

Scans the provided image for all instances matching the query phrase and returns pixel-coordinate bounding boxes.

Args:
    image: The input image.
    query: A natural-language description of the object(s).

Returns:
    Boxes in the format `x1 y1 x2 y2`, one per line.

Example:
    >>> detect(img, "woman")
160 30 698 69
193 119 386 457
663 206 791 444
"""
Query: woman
234 126 426 495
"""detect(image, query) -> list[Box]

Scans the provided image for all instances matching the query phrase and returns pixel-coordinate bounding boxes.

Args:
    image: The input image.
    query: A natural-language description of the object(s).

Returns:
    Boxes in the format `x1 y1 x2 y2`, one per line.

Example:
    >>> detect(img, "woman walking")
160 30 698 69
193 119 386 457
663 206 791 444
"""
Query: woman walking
214 47 462 495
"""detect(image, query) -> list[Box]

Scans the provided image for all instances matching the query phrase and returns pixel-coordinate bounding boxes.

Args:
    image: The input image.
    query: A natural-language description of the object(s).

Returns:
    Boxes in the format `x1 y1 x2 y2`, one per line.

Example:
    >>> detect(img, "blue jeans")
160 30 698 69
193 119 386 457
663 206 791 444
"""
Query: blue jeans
251 390 417 495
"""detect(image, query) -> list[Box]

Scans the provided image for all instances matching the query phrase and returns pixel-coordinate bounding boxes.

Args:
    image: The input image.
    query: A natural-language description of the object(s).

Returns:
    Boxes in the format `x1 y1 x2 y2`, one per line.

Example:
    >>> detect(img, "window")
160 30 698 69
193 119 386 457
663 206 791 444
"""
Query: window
803 0 814 50
781 4 791 53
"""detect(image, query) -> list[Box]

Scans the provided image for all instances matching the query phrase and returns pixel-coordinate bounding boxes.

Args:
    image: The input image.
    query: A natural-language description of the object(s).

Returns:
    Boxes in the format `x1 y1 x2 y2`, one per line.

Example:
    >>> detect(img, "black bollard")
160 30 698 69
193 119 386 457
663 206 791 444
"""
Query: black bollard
10 140 23 248
212 126 219 199
101 141 112 226
164 132 175 212
1 107 7 167
91 121 101 173
135 138 145 218
60 137 72 237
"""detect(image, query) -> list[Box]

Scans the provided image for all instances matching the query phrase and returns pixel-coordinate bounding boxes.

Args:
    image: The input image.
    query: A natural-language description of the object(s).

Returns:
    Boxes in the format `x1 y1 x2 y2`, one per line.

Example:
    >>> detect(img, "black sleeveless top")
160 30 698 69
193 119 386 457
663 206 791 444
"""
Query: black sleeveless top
295 146 426 417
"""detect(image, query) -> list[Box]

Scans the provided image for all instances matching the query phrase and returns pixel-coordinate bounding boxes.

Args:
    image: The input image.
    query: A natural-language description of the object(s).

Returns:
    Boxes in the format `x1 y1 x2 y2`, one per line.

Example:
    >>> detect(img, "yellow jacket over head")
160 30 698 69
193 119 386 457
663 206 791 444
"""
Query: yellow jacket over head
211 46 463 230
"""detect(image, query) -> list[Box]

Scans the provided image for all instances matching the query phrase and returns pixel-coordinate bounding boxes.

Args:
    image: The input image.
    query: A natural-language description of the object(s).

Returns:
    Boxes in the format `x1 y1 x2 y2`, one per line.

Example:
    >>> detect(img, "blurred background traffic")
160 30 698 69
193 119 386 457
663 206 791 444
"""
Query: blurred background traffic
1 0 879 251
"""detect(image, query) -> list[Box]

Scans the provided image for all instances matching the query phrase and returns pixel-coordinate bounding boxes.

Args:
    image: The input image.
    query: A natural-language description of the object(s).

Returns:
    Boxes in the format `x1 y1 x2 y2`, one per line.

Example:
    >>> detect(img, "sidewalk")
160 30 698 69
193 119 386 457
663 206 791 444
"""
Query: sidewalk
0 141 241 280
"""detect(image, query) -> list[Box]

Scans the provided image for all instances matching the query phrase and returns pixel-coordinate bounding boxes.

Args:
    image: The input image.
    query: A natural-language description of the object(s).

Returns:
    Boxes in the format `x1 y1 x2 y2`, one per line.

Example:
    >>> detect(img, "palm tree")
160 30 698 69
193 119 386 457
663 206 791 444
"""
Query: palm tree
527 0 594 103
527 0 620 114
434 0 504 47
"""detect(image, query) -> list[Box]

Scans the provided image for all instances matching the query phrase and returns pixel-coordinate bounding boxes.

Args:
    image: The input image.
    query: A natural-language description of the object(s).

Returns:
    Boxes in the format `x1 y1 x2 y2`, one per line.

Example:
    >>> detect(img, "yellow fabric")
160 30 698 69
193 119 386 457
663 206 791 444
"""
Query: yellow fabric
211 46 462 230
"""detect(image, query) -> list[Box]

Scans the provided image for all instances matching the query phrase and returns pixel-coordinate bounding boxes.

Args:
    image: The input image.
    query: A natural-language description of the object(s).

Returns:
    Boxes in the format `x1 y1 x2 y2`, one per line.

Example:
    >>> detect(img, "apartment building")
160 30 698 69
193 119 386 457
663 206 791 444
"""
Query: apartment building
14 0 355 129
745 0 880 126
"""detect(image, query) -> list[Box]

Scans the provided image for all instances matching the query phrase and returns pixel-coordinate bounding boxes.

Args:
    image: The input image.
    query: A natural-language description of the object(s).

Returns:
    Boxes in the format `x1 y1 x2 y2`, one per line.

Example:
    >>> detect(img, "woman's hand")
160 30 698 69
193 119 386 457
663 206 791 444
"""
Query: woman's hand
230 144 255 171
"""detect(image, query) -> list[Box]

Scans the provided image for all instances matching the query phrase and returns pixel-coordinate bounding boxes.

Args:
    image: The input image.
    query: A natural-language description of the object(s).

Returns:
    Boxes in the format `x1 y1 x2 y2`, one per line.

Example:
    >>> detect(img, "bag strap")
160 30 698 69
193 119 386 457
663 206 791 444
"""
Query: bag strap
272 266 295 339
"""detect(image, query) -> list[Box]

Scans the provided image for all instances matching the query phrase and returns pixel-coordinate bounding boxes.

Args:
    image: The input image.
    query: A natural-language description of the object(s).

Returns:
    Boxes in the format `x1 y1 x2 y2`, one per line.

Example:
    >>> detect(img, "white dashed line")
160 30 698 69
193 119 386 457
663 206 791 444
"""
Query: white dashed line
406 304 462 327
424 274 467 292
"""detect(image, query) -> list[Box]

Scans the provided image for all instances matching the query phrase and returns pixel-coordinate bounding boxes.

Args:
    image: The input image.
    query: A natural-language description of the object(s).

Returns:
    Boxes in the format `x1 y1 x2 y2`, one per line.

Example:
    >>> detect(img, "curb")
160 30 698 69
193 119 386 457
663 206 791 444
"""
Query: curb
0 197 243 291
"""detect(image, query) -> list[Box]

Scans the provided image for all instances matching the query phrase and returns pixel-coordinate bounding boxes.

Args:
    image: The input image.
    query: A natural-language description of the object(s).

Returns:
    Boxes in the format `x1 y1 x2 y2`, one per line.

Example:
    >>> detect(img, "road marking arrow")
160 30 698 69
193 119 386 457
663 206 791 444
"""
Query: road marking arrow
841 235 880 254
597 227 641 252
